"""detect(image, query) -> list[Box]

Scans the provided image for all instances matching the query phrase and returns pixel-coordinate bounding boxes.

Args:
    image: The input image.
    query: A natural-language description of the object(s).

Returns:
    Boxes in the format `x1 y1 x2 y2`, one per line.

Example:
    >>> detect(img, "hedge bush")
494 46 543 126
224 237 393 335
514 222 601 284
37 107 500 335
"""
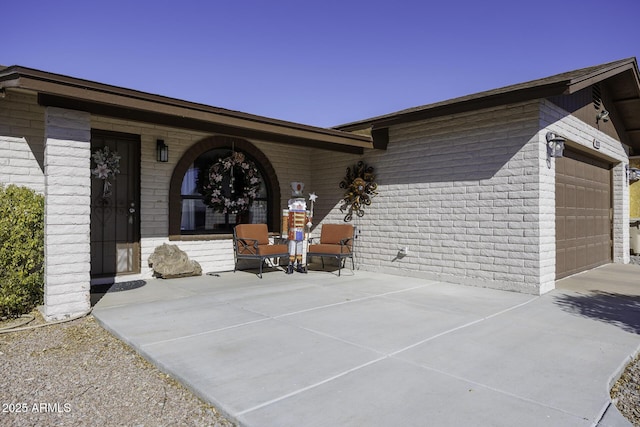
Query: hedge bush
0 184 45 317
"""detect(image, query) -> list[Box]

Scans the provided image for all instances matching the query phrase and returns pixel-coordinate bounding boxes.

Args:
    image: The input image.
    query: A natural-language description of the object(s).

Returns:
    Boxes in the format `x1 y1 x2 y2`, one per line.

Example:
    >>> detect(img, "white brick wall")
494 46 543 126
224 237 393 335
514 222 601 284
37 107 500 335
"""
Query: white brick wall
311 100 630 294
0 91 45 192
43 107 92 320
311 102 547 293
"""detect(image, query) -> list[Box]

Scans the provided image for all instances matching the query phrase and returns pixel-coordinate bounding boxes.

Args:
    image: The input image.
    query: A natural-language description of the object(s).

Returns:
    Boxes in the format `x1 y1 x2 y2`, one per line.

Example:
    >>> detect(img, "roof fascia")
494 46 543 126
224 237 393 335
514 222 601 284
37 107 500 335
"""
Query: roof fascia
338 82 568 131
0 66 372 153
566 60 639 94
38 93 366 154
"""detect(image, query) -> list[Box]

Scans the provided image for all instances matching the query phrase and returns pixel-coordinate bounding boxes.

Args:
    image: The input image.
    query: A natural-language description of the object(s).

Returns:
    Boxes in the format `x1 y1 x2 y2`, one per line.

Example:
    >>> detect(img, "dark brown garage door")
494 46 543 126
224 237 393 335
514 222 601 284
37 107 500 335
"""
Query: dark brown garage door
556 149 612 279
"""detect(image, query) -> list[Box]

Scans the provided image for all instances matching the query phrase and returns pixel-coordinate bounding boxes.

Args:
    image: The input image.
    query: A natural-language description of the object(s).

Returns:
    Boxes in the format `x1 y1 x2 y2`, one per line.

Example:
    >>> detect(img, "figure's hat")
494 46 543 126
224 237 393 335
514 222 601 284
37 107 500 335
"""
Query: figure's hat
290 182 304 196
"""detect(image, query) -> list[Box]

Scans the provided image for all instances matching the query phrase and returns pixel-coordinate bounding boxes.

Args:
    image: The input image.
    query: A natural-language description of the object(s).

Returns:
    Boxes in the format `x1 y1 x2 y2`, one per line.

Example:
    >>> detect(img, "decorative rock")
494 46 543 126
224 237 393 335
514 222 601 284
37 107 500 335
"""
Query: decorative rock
148 244 202 279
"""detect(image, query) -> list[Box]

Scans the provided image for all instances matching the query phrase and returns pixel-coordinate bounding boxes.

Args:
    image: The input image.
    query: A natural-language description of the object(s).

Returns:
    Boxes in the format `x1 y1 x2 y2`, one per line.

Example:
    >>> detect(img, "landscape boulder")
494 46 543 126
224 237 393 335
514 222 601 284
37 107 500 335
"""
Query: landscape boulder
148 244 202 279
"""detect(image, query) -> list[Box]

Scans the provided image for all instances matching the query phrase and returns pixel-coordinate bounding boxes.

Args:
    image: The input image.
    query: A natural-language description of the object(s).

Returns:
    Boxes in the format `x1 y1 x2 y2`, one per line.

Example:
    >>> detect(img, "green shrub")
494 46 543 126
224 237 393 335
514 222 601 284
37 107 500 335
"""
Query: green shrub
0 184 44 317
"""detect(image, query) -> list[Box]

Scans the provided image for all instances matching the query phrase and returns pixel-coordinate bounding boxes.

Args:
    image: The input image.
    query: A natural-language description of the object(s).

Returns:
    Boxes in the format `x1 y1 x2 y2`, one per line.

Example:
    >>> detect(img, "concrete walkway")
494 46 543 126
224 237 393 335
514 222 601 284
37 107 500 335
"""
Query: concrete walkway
92 264 640 427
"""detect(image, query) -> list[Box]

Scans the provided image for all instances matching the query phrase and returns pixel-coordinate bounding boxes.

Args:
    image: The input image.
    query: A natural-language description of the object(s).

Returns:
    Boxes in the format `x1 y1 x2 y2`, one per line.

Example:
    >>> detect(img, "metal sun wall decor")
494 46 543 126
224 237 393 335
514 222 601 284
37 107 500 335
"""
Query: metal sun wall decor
339 161 378 222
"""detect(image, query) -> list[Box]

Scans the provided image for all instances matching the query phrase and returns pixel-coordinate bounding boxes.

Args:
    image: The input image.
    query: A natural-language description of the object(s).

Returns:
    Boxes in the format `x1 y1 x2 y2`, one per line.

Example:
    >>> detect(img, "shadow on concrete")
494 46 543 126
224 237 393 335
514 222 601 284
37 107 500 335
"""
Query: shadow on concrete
305 260 355 276
554 291 640 335
90 280 147 306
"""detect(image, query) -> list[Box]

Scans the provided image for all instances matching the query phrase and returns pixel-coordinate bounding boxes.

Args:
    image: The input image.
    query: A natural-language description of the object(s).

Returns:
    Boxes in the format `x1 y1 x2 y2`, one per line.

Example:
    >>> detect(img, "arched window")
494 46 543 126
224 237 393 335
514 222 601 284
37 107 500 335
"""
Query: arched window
180 148 268 234
169 136 280 238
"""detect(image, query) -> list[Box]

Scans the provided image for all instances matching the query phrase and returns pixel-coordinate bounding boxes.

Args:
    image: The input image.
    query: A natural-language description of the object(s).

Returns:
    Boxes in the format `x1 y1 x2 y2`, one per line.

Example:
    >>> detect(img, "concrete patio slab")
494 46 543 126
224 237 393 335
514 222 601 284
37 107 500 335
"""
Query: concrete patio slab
92 264 640 426
381 281 535 317
396 294 636 420
93 295 267 346
282 296 485 354
142 319 380 414
239 358 591 427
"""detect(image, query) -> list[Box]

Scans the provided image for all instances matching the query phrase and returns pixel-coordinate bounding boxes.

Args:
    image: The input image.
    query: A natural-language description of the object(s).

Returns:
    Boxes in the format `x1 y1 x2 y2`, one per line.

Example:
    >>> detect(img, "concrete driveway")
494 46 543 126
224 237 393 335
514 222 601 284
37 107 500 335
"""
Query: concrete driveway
92 264 640 427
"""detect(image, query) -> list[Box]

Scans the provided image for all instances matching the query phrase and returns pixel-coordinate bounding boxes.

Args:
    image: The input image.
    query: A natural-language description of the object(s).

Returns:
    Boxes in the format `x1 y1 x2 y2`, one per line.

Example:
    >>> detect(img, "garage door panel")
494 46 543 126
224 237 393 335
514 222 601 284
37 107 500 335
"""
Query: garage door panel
585 187 595 208
565 158 576 176
567 216 577 239
579 216 589 237
576 244 587 267
587 243 600 265
566 185 577 207
555 149 612 279
556 216 565 241
556 183 565 203
601 216 610 234
575 186 588 207
565 247 577 273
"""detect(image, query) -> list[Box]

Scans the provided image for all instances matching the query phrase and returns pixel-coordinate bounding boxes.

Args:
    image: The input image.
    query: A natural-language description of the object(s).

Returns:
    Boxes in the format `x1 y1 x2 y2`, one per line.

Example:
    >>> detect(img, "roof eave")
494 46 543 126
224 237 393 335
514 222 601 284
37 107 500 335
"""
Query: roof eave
0 66 373 153
566 58 640 94
336 81 569 132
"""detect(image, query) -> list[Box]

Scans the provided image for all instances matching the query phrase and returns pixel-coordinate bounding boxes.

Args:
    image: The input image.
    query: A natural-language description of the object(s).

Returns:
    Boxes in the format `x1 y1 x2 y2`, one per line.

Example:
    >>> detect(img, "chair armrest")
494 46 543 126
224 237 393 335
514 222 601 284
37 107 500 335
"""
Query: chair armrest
339 237 353 246
236 237 259 251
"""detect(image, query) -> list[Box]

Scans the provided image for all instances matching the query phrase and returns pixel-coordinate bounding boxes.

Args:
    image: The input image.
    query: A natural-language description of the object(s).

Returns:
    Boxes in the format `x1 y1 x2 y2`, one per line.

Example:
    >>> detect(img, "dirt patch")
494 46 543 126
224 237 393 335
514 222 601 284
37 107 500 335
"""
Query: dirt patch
0 311 234 426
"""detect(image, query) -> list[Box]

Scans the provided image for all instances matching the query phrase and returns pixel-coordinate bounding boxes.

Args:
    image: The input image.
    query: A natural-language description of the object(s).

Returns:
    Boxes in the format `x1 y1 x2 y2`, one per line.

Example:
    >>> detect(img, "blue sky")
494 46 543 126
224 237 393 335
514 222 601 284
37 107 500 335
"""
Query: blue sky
4 0 640 127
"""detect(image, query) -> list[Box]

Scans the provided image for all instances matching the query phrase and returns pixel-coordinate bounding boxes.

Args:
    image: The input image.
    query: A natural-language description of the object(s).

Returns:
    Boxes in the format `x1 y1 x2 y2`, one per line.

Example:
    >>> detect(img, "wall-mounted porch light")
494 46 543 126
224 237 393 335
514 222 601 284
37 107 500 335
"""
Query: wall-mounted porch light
546 132 565 158
627 164 640 182
596 109 610 124
156 139 168 162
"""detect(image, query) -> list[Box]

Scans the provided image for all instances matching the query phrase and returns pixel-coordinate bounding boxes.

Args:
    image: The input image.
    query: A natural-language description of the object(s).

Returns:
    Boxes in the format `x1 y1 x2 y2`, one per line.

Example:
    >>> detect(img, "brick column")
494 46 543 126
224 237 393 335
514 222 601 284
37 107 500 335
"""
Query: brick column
43 107 91 321
537 131 557 294
613 162 630 263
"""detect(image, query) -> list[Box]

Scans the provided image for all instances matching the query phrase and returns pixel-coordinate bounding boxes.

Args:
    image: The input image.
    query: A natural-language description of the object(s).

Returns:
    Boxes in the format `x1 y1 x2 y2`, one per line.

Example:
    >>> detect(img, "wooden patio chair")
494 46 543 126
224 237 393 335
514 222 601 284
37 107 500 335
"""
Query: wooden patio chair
307 224 355 276
233 224 289 278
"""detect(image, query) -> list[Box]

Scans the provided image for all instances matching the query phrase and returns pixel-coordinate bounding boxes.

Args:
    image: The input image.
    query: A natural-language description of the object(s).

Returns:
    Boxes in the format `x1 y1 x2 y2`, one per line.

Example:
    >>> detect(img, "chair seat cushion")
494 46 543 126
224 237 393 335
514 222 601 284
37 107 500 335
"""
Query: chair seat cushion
238 244 287 256
308 244 352 255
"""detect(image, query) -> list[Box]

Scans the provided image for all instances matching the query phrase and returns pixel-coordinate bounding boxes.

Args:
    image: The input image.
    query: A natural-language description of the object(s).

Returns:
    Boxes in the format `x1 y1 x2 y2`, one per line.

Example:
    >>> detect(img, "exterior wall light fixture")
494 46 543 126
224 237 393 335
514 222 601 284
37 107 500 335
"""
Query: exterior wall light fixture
156 139 168 162
596 109 610 124
546 132 565 159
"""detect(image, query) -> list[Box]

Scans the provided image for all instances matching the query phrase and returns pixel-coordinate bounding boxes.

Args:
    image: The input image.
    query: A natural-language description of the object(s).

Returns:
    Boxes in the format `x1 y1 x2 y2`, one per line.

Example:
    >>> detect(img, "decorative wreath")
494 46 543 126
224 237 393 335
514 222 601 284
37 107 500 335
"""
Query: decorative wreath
200 152 261 215
91 146 120 198
339 161 378 222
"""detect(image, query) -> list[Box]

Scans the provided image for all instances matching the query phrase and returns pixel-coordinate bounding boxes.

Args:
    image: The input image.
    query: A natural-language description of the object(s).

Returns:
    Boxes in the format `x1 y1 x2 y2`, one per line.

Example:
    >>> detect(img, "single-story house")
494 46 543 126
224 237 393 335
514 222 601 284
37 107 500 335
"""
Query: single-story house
1 58 639 320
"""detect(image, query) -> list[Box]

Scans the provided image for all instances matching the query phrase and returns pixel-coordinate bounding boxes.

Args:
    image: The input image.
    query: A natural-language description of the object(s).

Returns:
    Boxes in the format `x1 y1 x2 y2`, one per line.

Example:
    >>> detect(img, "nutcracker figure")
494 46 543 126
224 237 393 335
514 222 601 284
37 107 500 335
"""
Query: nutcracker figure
285 182 311 274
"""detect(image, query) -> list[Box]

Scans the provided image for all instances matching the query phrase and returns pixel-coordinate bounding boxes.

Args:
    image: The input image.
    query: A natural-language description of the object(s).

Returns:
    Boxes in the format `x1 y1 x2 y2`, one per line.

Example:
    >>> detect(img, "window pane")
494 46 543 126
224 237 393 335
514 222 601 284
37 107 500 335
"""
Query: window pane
204 206 229 231
249 200 268 224
181 199 233 233
257 179 267 198
181 199 197 231
181 166 200 196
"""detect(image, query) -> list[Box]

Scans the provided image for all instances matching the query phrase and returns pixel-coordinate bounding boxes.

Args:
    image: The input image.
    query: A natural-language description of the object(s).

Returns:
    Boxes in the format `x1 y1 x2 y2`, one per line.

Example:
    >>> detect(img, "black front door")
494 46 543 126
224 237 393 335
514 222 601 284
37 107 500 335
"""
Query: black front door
90 130 141 277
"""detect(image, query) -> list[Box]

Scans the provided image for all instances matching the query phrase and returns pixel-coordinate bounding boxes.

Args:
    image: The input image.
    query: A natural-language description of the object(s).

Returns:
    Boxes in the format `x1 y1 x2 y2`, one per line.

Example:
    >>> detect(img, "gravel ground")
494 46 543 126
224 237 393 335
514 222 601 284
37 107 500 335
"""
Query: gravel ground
0 312 234 427
1 307 639 427
611 352 640 426
611 256 639 425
